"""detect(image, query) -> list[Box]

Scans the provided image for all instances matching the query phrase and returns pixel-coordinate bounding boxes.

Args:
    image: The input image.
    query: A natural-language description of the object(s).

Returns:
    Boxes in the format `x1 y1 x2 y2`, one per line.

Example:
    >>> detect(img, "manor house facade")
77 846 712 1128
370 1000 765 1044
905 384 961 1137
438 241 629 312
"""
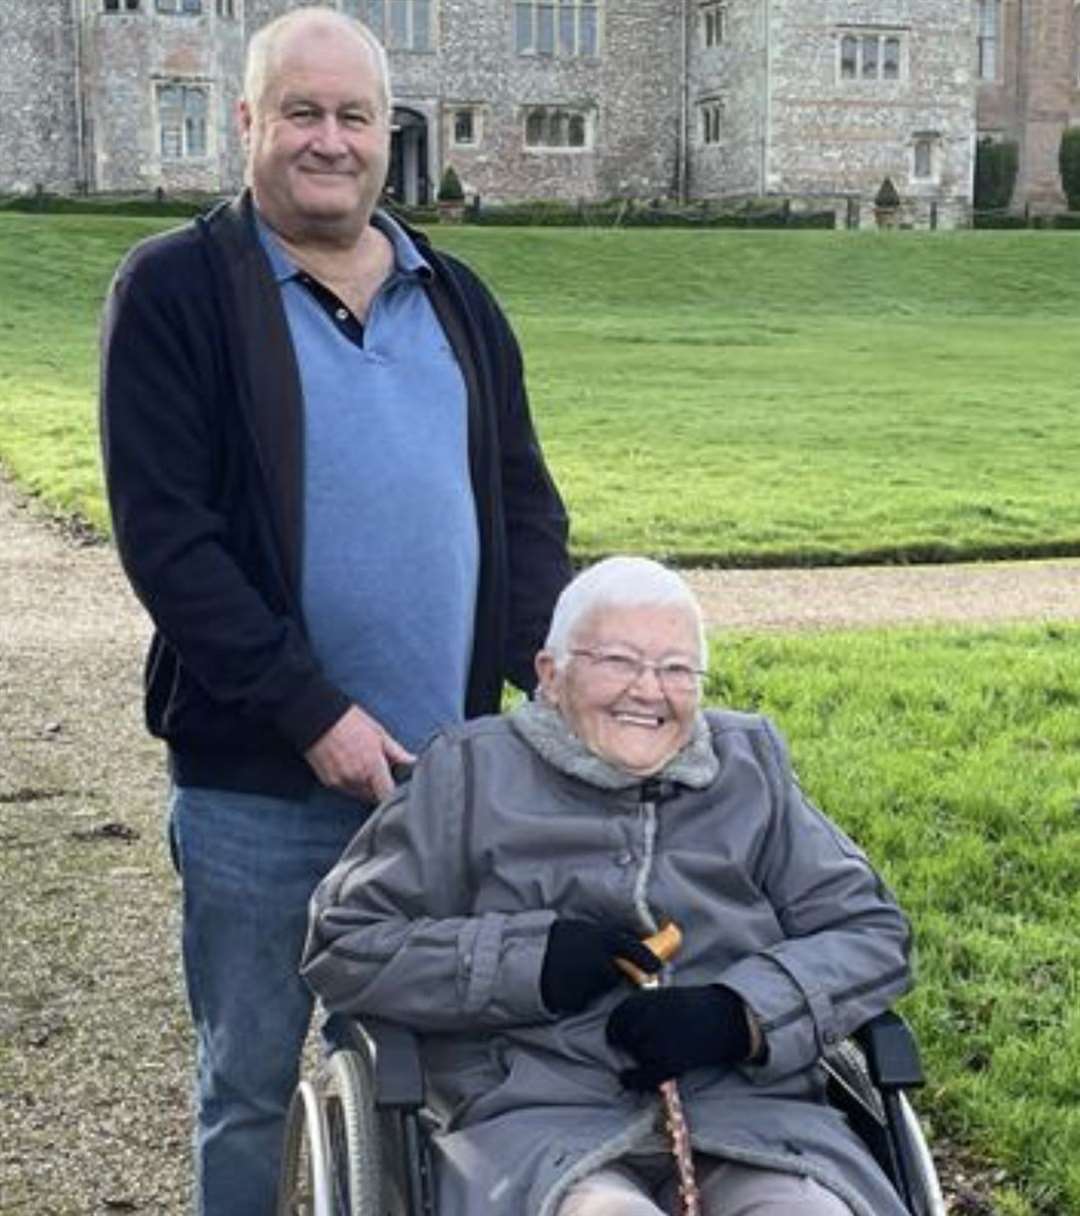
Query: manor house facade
2 1 1078 226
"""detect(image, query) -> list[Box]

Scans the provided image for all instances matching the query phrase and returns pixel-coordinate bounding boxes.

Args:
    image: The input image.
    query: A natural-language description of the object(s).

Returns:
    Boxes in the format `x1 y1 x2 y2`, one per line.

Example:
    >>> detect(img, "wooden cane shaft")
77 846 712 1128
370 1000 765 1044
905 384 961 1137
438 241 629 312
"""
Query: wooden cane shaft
614 921 683 987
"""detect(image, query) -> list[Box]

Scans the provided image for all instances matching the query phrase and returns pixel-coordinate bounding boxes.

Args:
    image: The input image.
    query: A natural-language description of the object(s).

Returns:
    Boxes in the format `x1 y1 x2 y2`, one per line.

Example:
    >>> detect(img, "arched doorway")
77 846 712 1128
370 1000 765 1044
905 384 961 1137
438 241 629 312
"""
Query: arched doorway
388 107 429 205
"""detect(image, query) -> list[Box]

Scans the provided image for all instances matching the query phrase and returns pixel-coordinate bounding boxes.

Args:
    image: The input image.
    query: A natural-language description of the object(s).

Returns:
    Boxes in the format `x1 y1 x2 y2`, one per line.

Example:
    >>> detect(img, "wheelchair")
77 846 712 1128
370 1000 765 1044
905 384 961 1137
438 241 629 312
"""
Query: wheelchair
277 1008 946 1216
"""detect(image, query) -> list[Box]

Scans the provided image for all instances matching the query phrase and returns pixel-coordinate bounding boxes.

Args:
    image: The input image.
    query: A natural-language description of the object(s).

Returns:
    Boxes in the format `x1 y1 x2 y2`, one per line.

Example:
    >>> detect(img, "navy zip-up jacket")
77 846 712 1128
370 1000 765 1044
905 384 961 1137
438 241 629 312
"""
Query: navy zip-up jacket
100 192 571 797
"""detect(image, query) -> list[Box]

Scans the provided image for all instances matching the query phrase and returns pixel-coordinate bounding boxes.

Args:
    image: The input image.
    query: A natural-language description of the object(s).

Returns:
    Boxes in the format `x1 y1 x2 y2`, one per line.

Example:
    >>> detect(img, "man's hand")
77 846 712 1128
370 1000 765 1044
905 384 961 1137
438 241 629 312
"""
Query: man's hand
304 705 415 804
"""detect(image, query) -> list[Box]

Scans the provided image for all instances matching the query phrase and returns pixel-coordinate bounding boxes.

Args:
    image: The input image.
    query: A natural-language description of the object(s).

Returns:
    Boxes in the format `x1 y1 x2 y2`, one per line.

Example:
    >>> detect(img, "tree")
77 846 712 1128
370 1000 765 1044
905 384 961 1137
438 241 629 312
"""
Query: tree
437 165 464 203
1058 127 1080 211
973 138 1019 211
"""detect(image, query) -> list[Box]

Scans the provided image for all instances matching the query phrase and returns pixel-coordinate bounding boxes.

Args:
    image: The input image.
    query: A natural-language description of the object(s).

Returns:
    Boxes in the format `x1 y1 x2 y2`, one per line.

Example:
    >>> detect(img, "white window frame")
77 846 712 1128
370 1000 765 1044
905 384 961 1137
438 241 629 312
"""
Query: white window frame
156 0 203 13
515 1 599 59
522 105 593 151
700 3 725 49
837 29 907 83
157 82 211 161
912 132 940 182
449 105 483 149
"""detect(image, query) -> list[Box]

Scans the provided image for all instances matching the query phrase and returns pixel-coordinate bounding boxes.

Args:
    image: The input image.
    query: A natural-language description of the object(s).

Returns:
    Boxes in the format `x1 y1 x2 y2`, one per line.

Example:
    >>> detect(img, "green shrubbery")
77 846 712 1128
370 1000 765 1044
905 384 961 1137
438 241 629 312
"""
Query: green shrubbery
973 138 1019 211
0 191 223 217
1058 126 1080 210
467 198 834 229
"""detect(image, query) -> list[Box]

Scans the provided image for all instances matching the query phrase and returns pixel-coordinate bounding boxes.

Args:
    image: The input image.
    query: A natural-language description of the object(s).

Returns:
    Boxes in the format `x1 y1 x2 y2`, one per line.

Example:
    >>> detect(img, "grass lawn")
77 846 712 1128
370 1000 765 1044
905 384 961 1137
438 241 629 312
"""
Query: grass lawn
1 215 1079 564
1 215 1078 1210
707 622 1080 1215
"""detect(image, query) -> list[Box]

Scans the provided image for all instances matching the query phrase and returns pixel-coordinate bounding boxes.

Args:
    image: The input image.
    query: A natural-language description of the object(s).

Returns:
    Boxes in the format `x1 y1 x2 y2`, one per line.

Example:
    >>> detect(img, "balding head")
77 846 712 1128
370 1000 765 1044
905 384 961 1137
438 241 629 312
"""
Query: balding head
244 6 391 119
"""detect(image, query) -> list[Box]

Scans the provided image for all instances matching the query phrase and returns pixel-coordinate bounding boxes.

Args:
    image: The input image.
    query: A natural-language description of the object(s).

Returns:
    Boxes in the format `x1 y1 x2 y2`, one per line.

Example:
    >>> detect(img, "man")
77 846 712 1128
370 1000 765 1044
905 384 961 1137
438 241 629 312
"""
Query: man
99 8 570 1214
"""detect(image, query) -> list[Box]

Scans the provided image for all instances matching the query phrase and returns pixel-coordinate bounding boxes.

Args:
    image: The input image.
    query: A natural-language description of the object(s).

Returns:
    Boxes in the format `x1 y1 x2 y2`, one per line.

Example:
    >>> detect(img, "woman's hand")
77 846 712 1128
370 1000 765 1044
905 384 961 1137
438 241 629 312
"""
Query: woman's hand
606 985 752 1089
540 920 661 1014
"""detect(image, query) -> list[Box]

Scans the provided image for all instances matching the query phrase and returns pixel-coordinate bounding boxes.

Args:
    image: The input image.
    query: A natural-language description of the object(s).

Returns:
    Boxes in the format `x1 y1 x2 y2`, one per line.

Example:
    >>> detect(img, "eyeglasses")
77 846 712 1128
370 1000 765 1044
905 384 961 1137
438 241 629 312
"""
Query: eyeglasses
568 648 705 694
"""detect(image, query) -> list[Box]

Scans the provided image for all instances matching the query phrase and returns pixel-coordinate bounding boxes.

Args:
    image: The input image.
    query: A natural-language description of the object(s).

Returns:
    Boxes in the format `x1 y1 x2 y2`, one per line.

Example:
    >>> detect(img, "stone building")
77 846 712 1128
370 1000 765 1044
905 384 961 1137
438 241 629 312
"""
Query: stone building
1 0 1078 223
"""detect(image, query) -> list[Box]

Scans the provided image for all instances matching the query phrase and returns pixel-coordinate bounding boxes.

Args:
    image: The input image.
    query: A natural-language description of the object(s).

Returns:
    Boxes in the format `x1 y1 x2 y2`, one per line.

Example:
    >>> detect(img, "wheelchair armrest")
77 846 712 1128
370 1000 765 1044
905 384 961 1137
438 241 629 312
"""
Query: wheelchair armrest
322 1011 425 1108
854 1010 925 1091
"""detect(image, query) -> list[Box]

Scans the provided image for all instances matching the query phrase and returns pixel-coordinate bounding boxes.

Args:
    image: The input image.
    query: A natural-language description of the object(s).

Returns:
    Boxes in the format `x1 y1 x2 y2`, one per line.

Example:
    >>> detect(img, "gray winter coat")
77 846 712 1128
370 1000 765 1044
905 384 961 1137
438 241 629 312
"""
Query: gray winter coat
302 705 914 1216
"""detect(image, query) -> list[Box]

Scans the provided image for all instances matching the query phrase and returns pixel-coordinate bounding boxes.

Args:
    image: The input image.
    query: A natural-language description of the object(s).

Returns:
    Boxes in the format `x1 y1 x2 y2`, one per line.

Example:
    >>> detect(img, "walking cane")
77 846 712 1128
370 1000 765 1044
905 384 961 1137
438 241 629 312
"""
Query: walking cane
616 922 701 1216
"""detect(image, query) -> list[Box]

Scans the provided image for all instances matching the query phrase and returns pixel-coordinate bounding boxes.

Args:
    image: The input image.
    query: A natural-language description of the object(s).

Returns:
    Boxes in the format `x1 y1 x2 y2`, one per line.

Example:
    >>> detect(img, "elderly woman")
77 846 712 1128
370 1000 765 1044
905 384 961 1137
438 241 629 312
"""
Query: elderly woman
301 557 913 1216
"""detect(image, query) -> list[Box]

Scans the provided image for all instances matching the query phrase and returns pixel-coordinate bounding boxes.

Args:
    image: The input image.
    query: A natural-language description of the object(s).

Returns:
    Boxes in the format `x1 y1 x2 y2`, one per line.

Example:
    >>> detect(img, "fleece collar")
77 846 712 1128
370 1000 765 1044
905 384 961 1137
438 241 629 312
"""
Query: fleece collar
508 702 718 793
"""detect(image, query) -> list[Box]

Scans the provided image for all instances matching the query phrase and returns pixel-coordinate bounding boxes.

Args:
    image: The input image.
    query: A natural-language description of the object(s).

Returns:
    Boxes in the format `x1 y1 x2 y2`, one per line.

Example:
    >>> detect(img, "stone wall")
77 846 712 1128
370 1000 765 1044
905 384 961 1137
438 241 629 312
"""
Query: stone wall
763 0 976 228
1 0 1075 213
688 0 767 199
80 4 244 193
0 0 79 193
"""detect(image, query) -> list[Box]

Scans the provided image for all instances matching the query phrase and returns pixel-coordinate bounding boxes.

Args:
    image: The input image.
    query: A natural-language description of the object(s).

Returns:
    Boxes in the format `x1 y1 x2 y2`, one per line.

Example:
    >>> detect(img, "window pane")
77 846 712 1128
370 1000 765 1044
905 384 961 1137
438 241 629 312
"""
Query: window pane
840 35 857 79
861 35 878 78
413 0 430 49
915 140 931 177
454 109 474 144
525 110 544 145
182 0 201 12
568 113 585 146
883 37 900 79
537 3 555 54
389 0 407 46
547 110 563 146
367 0 385 38
186 116 207 157
579 3 597 56
559 2 575 55
979 0 998 37
158 85 182 119
515 2 532 52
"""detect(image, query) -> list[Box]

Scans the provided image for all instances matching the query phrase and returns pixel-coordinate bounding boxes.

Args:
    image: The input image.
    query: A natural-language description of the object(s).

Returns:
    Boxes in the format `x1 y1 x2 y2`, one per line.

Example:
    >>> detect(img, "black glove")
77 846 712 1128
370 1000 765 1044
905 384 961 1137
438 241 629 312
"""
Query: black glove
605 984 751 1090
540 920 662 1014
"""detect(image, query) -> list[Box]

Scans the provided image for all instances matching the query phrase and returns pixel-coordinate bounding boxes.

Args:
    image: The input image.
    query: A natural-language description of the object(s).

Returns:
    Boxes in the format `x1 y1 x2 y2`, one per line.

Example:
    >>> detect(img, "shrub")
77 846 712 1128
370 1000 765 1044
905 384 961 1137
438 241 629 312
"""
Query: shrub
1058 127 1080 210
437 166 464 203
973 139 1019 210
874 177 901 209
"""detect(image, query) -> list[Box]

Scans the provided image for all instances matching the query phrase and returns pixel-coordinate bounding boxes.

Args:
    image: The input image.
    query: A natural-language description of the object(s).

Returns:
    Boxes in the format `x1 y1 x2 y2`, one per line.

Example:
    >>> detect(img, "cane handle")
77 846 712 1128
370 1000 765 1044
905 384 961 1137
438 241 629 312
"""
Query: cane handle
615 921 682 987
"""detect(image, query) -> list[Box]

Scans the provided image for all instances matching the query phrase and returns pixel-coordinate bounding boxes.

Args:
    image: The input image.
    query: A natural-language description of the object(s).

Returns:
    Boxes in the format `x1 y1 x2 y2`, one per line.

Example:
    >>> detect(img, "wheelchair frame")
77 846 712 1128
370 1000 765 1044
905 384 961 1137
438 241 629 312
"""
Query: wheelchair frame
278 1010 945 1216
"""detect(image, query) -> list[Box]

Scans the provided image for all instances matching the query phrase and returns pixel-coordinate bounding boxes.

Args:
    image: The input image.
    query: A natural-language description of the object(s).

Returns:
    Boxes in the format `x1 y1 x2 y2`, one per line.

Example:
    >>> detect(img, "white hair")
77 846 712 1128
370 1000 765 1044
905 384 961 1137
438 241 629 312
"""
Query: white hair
244 6 392 117
544 556 708 667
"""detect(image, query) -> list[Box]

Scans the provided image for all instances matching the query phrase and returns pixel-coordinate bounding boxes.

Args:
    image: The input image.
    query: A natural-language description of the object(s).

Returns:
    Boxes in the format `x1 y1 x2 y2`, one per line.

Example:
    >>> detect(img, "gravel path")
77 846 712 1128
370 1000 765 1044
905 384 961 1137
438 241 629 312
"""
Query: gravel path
3 473 1077 1214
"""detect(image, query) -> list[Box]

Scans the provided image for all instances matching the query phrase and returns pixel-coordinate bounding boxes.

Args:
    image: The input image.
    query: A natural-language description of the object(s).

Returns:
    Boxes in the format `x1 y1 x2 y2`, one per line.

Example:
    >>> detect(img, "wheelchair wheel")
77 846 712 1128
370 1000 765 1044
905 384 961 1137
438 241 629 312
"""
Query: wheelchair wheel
898 1092 947 1216
278 1079 334 1216
322 1047 384 1216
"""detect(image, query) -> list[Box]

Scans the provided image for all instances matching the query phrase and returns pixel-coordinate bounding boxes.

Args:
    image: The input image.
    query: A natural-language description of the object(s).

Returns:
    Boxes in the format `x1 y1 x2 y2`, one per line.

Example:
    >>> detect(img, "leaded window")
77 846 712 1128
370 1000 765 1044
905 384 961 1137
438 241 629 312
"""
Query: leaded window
701 4 724 48
838 30 905 82
348 0 431 51
977 0 999 80
158 83 208 159
515 1 598 58
523 106 590 148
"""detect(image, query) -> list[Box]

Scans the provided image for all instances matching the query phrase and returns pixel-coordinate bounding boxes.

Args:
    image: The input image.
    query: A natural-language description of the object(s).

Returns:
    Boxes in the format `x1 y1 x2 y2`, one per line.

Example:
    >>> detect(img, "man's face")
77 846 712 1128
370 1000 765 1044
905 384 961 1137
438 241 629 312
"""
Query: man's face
241 24 390 242
536 604 702 777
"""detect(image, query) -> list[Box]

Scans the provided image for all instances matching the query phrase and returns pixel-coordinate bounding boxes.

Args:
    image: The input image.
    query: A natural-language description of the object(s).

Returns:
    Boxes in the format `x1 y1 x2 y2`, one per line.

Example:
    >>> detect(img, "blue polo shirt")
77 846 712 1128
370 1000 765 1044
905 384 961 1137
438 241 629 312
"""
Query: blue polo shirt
259 212 479 757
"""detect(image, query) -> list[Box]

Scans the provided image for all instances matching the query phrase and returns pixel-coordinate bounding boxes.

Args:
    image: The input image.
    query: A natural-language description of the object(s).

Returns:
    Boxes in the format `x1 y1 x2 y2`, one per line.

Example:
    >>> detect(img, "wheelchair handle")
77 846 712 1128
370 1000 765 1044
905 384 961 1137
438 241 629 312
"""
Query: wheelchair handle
615 921 683 988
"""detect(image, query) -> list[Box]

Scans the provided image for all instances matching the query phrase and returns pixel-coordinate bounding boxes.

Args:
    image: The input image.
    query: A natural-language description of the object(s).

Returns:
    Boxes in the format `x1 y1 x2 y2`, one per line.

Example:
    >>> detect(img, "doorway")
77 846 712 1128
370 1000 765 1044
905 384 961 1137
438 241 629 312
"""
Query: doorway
388 107 429 205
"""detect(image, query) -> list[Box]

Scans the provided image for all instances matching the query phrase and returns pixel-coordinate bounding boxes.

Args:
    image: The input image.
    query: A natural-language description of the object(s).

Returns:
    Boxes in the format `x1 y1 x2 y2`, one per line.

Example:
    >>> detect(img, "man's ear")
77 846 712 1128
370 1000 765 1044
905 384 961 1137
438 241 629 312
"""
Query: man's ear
237 98 253 145
534 650 559 706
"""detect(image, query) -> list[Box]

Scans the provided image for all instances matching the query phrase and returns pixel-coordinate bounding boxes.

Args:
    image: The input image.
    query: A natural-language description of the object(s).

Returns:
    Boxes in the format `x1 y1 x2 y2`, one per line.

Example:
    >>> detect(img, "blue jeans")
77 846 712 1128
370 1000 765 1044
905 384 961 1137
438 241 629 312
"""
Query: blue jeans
169 783 371 1216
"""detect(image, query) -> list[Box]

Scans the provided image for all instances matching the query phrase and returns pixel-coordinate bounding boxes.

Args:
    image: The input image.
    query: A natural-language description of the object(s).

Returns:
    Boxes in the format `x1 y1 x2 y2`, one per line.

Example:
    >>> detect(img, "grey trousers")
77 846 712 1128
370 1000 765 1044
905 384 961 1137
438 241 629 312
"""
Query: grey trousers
557 1155 855 1216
